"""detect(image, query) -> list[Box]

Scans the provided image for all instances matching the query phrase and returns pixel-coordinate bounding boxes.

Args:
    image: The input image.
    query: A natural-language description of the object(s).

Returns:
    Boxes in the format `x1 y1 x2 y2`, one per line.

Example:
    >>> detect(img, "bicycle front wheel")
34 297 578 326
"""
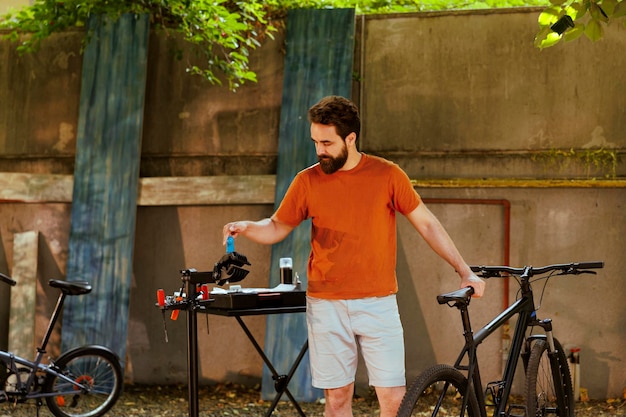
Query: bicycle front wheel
43 346 122 417
398 364 481 417
525 337 574 417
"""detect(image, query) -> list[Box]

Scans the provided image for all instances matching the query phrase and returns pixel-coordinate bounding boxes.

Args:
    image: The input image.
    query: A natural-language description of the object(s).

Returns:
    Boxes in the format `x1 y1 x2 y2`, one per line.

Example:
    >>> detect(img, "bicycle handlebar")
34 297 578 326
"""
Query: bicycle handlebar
471 261 604 278
0 272 16 286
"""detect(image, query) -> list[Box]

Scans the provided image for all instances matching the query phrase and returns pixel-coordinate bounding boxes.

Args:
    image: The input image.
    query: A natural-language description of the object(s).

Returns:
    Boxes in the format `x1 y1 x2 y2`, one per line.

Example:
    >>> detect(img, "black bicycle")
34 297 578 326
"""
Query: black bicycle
0 273 122 417
397 261 603 417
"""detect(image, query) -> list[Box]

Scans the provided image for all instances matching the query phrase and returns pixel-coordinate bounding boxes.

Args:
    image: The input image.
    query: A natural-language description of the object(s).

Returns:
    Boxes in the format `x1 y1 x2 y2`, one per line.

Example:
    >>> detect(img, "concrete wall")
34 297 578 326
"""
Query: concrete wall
359 9 626 179
0 8 624 399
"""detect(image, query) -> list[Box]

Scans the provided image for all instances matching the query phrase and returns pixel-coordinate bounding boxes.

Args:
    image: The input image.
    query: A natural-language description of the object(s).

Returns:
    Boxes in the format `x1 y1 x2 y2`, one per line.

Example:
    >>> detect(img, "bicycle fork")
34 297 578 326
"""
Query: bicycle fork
528 318 569 415
532 318 556 352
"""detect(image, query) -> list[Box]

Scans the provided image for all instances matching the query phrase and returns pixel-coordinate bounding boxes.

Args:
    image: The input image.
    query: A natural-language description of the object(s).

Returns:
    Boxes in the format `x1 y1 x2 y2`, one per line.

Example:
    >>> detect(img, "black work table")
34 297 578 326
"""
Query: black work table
185 300 308 417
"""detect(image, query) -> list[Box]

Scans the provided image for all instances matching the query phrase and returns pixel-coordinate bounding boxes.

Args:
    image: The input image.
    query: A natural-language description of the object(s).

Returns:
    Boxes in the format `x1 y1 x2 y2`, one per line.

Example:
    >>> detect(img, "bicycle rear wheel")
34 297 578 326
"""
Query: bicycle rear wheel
398 364 481 417
525 337 574 417
43 346 122 417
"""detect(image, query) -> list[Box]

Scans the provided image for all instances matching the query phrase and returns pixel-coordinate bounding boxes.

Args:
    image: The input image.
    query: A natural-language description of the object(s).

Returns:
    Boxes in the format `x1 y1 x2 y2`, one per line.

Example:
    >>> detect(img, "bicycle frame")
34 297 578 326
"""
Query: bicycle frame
452 270 560 417
0 350 89 400
0 278 92 401
1 275 123 417
399 262 602 417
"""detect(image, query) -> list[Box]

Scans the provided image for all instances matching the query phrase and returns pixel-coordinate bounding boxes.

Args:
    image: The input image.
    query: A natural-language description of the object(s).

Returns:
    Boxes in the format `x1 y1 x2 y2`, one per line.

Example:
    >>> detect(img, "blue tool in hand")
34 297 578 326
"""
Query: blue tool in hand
226 235 235 254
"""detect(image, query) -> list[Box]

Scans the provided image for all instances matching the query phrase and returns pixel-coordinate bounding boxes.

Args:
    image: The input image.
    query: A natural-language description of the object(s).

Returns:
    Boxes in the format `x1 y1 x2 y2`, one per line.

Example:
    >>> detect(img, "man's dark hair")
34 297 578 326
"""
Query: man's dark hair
308 96 361 144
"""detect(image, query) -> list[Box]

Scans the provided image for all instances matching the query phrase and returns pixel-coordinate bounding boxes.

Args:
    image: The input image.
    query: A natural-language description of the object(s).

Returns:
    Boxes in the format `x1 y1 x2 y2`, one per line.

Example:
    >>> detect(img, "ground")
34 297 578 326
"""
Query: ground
1 383 624 416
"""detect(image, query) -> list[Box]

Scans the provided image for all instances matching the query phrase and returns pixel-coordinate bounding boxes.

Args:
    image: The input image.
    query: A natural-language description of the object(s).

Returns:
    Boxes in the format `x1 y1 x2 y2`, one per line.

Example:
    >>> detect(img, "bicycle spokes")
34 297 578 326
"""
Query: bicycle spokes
44 348 122 417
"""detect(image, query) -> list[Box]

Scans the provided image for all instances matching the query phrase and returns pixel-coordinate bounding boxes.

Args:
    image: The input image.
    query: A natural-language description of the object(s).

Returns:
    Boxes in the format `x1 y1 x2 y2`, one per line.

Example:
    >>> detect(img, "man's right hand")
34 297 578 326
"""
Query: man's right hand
460 273 486 298
222 222 247 245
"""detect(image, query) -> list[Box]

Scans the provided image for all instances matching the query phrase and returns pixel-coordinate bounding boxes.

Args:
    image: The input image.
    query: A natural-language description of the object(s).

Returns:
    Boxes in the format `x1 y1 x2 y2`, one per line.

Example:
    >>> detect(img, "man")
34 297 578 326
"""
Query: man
223 95 485 417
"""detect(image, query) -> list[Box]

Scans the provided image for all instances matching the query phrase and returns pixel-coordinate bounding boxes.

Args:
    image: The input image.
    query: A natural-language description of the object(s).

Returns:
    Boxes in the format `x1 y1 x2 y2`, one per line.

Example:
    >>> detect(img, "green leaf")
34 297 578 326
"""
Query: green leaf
540 30 564 47
565 2 586 20
538 6 561 27
613 0 626 17
242 71 257 82
584 18 604 40
229 51 249 61
600 0 618 16
563 23 585 41
589 2 609 21
534 26 558 48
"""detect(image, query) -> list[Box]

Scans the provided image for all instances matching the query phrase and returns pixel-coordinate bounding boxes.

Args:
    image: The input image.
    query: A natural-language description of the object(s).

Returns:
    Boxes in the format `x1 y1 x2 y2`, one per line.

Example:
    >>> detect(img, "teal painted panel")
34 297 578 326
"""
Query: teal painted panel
263 8 355 401
61 14 150 366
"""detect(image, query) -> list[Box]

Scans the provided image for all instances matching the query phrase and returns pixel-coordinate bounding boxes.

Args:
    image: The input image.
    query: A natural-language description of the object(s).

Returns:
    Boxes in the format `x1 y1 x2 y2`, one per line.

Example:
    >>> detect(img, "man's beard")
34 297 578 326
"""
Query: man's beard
318 145 348 174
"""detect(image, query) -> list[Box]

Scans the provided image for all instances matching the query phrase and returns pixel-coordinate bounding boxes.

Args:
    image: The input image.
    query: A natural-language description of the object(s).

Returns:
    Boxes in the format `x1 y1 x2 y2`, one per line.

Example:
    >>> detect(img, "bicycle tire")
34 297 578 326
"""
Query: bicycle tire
398 364 481 417
43 345 122 417
525 337 574 417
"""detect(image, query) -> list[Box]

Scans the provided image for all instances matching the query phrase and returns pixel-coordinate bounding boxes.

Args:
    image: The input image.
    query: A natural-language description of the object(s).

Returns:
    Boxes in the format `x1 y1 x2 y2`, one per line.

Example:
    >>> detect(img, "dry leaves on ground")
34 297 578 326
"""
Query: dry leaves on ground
2 382 624 416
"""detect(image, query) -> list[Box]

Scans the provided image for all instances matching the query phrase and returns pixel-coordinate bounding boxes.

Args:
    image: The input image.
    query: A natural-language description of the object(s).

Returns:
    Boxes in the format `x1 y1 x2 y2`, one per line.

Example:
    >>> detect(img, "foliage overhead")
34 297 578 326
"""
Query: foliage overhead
1 0 278 90
534 0 626 48
1 0 624 89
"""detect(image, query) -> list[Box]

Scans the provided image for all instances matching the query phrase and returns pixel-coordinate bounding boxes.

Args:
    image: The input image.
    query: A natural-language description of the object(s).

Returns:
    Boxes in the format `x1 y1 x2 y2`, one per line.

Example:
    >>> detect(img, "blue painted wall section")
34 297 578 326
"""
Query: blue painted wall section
61 14 150 367
263 8 356 401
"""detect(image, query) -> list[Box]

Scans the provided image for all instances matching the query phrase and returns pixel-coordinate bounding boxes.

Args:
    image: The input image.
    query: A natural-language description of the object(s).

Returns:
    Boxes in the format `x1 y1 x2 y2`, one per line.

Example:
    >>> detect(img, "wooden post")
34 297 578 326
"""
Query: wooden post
9 231 39 359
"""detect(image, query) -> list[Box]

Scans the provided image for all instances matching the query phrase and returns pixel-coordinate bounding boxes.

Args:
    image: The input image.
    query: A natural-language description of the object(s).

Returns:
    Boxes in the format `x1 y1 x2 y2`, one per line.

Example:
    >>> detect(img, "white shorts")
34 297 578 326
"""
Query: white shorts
306 294 405 389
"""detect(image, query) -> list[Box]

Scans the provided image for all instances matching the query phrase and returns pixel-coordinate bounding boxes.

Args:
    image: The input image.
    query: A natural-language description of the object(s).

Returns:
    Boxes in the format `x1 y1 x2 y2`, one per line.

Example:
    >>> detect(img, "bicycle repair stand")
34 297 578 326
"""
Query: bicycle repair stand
201 304 309 417
156 250 250 417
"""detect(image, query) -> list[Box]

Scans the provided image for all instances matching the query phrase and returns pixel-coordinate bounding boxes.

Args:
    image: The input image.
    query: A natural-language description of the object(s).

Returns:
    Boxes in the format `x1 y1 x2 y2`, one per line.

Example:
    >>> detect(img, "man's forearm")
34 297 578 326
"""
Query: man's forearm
406 204 473 277
423 221 473 278
223 217 293 245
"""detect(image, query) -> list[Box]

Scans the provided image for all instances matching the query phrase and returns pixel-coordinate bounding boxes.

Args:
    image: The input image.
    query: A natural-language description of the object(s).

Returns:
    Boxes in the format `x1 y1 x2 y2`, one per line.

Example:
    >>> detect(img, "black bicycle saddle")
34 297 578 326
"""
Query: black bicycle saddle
49 279 92 295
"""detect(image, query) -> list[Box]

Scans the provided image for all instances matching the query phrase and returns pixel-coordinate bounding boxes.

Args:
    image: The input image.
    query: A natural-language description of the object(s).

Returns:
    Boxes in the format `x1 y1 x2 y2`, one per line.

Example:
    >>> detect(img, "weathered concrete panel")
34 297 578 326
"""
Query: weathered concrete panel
141 31 284 161
360 9 626 155
0 31 82 159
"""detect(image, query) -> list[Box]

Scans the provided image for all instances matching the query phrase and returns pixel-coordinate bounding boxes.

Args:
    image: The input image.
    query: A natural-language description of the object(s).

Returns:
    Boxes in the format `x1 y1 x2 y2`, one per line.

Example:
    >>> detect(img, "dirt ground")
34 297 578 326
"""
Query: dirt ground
2 382 624 417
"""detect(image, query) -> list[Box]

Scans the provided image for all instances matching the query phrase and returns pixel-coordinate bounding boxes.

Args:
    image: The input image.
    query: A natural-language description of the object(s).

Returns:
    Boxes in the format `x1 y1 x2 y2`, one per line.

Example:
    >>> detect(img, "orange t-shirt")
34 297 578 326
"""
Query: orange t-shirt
272 154 421 299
